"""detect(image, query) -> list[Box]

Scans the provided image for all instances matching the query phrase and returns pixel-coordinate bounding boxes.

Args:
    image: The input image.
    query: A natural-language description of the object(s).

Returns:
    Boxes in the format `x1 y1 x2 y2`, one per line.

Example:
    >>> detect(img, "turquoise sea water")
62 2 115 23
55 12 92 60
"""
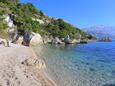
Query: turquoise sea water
34 41 115 86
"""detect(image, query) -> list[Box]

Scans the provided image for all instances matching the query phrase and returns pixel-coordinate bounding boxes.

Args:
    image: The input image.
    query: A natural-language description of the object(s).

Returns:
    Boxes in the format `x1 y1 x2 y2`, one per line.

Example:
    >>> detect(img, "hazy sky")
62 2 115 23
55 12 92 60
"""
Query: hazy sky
20 0 115 28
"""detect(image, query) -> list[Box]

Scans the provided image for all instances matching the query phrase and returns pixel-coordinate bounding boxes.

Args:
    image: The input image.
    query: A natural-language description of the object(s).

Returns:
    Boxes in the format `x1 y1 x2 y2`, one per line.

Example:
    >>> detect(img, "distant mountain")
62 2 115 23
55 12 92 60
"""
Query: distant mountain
82 25 115 39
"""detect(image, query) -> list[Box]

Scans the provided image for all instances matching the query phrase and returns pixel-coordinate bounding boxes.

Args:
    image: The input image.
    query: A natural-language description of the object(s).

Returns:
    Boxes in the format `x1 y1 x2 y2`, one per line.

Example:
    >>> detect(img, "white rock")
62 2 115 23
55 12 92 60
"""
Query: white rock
30 32 43 46
36 19 44 24
3 14 10 23
32 18 44 24
7 21 13 27
3 14 13 27
0 38 8 47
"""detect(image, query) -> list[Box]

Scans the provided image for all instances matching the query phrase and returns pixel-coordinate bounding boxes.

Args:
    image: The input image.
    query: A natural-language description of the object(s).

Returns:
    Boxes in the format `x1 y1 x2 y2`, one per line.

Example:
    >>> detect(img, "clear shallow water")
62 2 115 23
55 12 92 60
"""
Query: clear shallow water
34 41 115 86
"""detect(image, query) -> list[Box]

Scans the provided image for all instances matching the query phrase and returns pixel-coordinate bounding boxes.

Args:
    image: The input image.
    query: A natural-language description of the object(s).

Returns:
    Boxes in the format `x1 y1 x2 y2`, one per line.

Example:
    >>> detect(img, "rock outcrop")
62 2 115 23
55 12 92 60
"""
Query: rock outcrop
52 37 64 44
3 14 18 42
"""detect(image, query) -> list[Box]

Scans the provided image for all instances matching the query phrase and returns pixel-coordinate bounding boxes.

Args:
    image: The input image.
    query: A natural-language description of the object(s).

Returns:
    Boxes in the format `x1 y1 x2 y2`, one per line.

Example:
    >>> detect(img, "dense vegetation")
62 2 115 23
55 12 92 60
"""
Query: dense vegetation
0 0 95 40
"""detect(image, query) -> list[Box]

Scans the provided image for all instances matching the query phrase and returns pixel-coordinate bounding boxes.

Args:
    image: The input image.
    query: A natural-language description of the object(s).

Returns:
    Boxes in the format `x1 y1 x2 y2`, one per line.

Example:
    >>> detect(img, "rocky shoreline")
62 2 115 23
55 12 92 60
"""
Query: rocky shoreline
1 13 92 46
0 43 57 86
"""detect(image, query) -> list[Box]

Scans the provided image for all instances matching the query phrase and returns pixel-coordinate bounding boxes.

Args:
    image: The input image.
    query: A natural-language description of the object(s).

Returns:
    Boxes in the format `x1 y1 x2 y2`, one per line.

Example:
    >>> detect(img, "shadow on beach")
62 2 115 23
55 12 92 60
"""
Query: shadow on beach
103 84 115 86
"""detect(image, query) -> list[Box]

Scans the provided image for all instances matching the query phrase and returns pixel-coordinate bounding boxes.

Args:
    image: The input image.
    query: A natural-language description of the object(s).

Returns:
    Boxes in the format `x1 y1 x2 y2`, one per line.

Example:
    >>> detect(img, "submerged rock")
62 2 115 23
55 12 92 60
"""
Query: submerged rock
22 58 46 69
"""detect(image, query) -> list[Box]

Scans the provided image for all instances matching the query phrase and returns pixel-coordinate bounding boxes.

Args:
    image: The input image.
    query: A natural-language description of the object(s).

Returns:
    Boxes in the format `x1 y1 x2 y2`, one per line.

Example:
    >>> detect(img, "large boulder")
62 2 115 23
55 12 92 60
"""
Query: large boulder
71 39 80 44
64 35 72 44
0 38 9 47
23 31 33 46
29 32 43 46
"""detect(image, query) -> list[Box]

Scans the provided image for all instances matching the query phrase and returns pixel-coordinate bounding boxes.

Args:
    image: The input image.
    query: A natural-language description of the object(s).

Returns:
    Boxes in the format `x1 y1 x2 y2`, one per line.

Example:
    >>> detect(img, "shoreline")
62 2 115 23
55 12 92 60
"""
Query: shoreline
29 46 57 86
0 43 57 86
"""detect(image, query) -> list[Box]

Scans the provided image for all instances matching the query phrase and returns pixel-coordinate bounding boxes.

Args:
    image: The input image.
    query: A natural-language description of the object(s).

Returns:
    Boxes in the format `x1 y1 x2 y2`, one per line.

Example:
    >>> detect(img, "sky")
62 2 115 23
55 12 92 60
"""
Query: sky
20 0 115 28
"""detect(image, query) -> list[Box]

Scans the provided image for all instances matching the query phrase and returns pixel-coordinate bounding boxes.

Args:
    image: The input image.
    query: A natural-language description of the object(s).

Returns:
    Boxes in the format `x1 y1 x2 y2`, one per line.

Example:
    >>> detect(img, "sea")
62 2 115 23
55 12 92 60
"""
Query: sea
34 41 115 86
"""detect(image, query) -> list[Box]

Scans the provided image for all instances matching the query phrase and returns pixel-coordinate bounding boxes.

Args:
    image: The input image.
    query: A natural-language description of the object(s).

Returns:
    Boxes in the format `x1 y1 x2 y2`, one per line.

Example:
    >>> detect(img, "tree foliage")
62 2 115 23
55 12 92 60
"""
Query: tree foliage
0 0 95 39
0 0 19 3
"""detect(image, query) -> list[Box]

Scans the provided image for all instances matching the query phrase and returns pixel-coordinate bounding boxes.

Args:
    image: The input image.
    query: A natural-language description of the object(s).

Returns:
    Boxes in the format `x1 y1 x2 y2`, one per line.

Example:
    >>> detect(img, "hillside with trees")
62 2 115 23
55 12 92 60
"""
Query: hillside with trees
0 0 95 44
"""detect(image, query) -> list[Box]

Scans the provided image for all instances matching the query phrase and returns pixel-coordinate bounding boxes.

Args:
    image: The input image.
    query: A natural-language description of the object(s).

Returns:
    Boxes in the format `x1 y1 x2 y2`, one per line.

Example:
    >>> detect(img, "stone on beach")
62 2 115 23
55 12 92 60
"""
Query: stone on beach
30 32 43 46
0 38 8 47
